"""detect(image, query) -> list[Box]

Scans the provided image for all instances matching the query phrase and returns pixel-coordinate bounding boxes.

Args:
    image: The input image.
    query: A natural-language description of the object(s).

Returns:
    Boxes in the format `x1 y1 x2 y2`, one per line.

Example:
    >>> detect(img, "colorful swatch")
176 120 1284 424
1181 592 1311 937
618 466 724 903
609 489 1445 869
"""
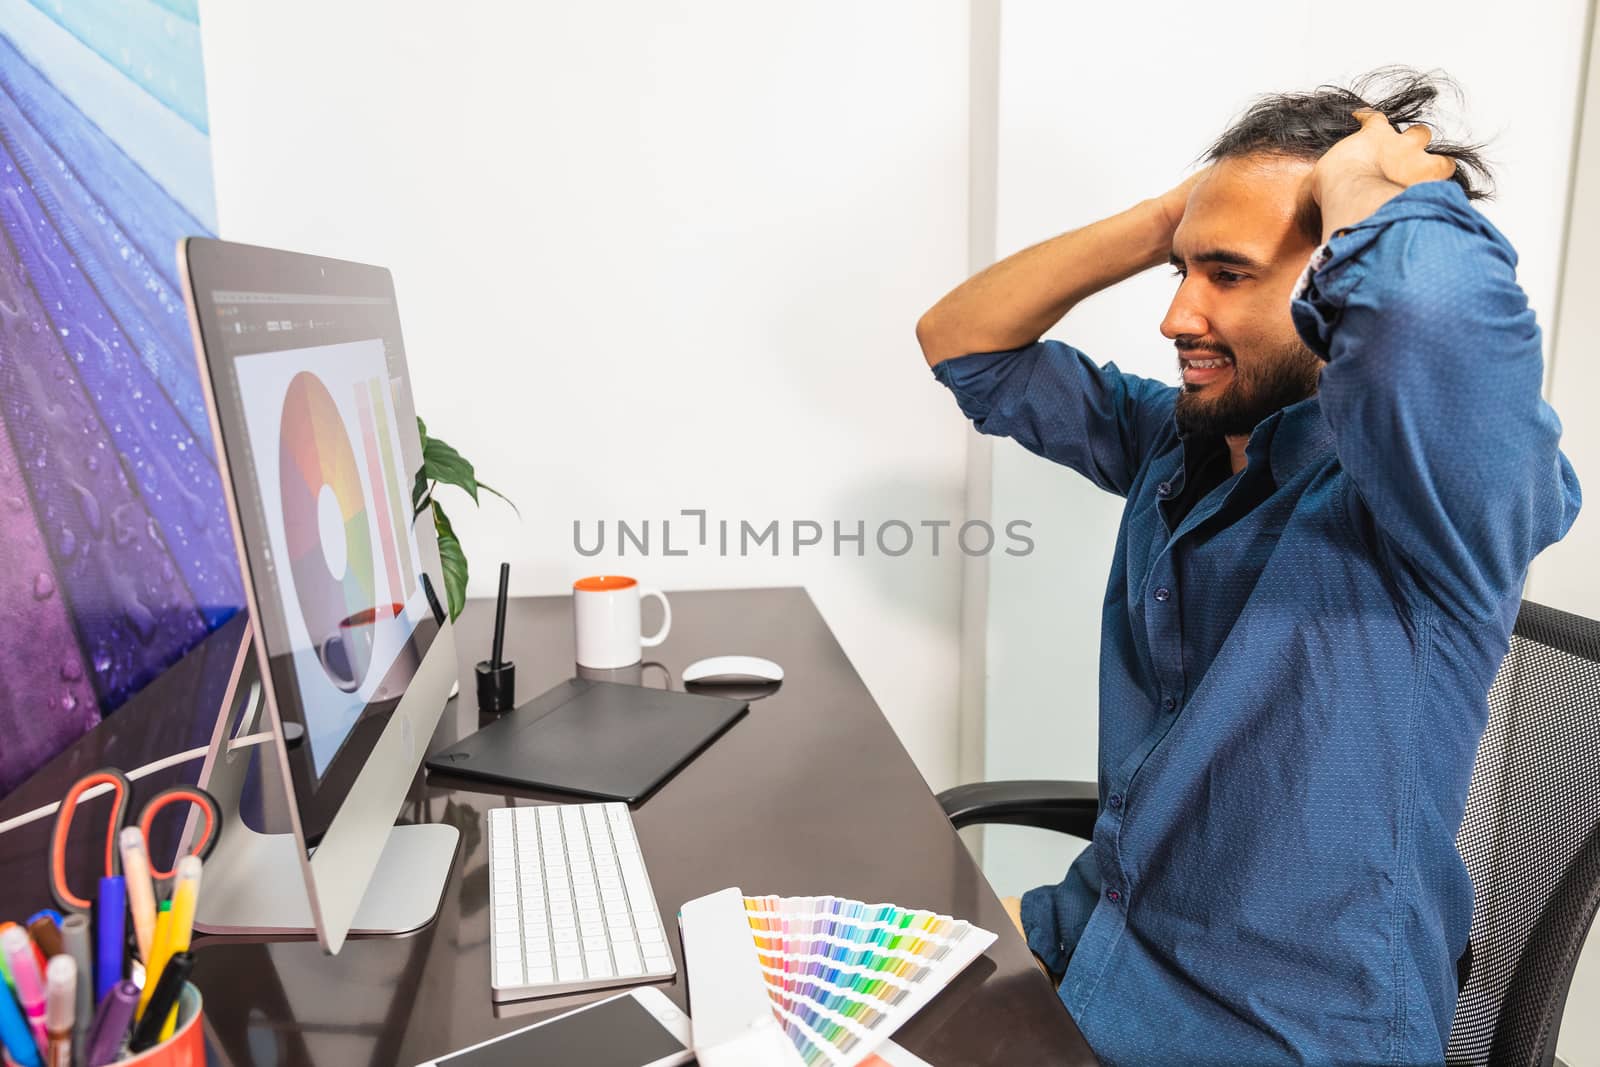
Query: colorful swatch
370 377 415 598
278 371 377 691
741 893 995 1066
354 378 403 612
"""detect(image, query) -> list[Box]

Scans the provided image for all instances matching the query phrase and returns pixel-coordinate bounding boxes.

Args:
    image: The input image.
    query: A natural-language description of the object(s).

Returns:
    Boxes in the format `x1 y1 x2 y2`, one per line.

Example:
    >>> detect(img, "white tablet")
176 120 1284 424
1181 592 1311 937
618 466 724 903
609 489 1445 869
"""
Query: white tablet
415 987 693 1067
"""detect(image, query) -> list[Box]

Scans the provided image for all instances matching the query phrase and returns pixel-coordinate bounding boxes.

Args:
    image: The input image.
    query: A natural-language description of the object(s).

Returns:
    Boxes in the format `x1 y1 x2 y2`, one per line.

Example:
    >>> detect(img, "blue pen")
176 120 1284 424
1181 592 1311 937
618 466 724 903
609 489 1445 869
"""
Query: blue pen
95 875 126 1002
0 980 41 1067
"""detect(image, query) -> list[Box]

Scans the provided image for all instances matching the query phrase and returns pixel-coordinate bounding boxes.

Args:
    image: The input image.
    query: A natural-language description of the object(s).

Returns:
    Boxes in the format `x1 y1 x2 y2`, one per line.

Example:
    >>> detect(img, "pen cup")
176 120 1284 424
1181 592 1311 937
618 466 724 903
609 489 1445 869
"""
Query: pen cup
6 983 204 1067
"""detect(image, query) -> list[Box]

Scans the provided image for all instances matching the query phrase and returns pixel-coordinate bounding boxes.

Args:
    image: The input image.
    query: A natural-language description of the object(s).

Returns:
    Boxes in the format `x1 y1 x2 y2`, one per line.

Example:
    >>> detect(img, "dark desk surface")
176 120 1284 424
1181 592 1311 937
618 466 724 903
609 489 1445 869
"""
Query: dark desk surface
0 587 1095 1066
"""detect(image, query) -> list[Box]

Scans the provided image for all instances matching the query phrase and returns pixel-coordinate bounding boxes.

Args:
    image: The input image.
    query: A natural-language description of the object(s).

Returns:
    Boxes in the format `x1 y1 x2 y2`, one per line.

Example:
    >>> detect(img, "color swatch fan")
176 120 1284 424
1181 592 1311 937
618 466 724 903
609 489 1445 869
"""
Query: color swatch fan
679 887 996 1067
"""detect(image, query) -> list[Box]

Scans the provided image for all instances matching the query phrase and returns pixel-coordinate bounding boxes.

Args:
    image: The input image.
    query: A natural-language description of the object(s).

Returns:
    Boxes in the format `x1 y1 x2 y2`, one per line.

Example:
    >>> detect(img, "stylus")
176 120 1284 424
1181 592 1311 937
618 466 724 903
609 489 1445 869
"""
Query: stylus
491 562 511 669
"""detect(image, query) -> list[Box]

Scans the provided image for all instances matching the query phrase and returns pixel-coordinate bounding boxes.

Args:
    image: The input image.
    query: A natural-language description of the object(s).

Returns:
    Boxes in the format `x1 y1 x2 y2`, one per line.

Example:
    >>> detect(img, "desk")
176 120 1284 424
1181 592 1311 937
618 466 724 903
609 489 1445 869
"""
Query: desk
0 587 1096 1066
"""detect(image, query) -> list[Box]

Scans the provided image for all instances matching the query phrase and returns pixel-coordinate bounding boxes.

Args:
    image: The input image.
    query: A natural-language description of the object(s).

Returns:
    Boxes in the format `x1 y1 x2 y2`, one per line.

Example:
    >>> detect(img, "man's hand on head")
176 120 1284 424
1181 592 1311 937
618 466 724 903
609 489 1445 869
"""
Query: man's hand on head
1309 110 1457 242
1155 166 1212 235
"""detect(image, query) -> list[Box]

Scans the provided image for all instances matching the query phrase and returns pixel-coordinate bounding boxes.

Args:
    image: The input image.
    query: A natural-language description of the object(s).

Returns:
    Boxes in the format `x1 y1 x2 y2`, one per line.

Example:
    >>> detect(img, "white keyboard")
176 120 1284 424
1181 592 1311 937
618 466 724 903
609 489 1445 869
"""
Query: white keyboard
487 802 676 1001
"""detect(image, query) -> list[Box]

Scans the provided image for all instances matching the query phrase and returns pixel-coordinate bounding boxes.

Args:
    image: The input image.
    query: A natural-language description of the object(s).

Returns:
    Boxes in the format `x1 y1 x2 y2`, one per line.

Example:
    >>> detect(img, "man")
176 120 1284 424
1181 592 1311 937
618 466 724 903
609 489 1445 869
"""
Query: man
918 70 1581 1066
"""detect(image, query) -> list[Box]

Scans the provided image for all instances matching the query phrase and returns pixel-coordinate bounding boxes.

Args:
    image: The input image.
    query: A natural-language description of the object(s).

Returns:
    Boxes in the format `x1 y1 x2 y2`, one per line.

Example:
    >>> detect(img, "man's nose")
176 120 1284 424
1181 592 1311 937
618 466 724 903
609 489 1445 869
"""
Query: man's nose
1161 284 1209 341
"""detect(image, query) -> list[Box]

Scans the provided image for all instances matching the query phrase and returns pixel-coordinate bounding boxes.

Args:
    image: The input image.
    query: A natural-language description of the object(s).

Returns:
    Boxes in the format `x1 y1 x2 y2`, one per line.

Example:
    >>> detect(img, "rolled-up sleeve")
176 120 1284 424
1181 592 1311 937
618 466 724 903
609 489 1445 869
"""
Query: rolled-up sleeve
932 341 1176 498
1291 181 1581 622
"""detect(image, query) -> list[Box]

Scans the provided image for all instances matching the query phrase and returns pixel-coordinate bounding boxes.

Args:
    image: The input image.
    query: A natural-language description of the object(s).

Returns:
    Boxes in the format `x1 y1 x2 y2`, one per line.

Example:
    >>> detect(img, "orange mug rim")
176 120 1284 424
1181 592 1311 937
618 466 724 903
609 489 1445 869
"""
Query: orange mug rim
573 575 638 592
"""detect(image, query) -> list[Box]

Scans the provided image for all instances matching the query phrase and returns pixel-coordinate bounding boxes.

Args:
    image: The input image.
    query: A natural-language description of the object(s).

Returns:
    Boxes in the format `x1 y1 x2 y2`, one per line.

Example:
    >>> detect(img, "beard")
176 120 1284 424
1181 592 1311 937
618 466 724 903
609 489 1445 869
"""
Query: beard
1173 339 1323 440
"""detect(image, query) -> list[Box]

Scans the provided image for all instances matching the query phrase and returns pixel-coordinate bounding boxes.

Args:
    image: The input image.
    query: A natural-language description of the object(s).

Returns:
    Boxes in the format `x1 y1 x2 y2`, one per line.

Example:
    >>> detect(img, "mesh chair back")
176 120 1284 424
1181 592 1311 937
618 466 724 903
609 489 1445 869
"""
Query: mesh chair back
1447 601 1600 1067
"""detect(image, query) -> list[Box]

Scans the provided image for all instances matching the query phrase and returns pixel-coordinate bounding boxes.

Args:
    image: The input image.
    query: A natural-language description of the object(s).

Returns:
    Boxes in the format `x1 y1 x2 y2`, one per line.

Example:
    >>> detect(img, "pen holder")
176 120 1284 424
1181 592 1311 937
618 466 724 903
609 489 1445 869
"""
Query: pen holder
5 984 204 1067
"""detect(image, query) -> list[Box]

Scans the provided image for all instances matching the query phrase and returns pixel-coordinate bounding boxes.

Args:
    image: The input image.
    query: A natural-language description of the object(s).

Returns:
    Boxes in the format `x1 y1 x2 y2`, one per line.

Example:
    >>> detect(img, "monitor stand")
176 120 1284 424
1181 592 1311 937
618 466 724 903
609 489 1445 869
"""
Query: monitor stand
188 618 458 940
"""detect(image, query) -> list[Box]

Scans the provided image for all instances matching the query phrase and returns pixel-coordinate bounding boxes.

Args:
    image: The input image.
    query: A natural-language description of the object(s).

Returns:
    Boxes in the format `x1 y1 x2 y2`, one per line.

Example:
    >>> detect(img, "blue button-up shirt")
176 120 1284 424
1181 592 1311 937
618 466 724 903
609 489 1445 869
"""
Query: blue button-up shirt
932 182 1580 1066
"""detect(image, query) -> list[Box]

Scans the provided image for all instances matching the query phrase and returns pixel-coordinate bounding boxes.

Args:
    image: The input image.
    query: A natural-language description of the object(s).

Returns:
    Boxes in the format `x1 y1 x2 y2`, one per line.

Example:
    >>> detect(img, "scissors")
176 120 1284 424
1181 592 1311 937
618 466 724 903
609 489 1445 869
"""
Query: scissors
48 768 221 913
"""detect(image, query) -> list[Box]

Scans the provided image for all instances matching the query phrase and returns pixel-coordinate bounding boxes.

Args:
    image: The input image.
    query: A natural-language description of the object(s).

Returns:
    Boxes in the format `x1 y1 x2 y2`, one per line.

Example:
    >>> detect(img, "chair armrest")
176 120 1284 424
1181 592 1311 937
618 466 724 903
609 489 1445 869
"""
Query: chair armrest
936 779 1100 839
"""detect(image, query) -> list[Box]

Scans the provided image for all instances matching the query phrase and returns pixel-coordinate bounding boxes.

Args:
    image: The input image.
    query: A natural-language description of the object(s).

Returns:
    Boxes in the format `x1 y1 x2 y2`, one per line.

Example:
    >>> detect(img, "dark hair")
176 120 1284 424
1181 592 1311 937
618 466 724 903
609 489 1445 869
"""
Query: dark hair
1204 66 1494 204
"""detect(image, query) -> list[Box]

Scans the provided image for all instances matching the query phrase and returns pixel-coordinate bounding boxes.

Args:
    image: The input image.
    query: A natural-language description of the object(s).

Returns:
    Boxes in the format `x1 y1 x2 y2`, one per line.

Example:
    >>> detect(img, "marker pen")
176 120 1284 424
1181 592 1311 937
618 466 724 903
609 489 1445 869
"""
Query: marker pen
165 857 202 959
117 828 157 965
128 953 192 1054
0 925 47 1051
58 916 91 1066
82 980 137 1067
25 918 62 962
92 877 125 1004
0 922 17 991
0 952 41 1066
44 955 74 1067
136 907 172 1021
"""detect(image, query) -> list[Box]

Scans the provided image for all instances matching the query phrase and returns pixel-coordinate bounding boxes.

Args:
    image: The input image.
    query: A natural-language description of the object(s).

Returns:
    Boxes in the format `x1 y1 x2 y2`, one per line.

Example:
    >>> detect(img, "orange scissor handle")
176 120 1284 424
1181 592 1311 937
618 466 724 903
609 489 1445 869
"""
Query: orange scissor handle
49 768 130 913
137 786 221 880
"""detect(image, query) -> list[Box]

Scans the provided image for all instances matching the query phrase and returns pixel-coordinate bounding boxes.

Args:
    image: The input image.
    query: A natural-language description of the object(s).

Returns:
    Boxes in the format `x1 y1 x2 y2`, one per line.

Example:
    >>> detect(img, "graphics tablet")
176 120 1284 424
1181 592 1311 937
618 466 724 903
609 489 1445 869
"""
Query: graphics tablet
425 678 747 802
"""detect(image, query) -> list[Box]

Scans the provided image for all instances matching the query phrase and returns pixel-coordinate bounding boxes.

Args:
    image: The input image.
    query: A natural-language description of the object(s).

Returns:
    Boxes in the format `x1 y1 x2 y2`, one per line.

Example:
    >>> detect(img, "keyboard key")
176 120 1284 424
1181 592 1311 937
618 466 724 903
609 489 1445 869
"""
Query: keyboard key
557 958 584 982
585 954 614 978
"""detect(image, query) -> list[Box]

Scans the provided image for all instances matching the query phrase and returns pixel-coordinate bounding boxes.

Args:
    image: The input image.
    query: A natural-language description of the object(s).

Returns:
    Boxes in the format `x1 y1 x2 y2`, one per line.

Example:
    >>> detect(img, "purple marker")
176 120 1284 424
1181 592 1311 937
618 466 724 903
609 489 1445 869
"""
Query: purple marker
84 980 139 1067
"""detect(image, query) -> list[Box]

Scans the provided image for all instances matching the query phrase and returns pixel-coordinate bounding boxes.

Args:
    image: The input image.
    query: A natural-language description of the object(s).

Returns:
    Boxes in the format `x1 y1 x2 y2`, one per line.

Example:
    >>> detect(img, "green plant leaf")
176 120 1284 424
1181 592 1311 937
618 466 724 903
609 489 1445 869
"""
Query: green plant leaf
412 468 431 519
477 479 521 518
413 417 433 518
432 501 468 622
422 435 479 505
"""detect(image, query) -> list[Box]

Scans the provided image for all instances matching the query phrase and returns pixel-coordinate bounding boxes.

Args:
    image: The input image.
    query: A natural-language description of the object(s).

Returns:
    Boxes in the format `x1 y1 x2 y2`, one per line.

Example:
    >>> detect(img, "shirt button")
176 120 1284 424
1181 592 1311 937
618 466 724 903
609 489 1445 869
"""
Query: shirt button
1154 587 1171 602
1156 481 1172 497
1106 888 1122 904
1107 793 1123 810
1163 697 1177 712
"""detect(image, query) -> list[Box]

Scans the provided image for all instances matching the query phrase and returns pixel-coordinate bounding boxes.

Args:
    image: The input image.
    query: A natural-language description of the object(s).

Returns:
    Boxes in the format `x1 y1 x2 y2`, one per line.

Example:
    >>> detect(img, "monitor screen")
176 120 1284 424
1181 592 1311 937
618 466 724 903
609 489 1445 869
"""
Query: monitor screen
185 240 443 845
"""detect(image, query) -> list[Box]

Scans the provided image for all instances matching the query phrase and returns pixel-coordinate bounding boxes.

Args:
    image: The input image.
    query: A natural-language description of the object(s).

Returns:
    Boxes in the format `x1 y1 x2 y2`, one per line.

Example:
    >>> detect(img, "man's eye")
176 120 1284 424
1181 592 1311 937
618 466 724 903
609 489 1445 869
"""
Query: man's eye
1214 270 1244 284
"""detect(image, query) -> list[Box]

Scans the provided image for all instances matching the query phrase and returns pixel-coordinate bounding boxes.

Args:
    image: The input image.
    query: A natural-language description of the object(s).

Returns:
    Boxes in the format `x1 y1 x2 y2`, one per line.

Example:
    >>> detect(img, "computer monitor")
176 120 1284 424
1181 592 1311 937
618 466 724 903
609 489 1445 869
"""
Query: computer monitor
179 237 460 953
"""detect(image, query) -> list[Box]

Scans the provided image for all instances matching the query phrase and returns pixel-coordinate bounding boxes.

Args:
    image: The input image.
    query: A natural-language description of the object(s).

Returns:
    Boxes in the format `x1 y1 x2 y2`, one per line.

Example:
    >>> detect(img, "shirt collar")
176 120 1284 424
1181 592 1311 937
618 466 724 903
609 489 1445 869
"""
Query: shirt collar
1249 394 1335 486
1174 394 1334 488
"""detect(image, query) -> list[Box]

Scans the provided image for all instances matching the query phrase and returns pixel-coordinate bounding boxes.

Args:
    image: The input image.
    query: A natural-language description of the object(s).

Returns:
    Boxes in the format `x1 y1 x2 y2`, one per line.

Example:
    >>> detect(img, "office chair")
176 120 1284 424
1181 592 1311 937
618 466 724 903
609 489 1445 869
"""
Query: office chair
938 599 1600 1067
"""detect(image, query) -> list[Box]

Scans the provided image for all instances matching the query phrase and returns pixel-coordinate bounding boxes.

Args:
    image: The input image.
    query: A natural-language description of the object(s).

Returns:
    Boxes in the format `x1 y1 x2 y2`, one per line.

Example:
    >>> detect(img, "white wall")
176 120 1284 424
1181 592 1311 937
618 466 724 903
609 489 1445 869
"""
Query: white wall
978 1 1597 1060
197 0 975 790
1529 6 1600 1063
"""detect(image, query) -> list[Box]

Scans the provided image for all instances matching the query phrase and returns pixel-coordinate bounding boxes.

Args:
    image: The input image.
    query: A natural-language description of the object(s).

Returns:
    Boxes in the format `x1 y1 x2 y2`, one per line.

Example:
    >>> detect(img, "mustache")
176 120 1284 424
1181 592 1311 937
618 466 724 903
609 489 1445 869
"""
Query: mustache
1175 340 1235 360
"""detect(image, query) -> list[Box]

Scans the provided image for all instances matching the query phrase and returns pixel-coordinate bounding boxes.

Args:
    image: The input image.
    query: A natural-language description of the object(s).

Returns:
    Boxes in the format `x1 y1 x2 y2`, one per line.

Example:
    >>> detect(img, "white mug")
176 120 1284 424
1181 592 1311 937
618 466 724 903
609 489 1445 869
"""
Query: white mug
572 575 671 669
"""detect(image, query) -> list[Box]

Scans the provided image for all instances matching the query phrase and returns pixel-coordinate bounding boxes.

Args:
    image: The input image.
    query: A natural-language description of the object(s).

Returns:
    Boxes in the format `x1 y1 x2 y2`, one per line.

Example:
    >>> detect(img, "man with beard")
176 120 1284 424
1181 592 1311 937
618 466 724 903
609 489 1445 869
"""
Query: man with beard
917 69 1581 1065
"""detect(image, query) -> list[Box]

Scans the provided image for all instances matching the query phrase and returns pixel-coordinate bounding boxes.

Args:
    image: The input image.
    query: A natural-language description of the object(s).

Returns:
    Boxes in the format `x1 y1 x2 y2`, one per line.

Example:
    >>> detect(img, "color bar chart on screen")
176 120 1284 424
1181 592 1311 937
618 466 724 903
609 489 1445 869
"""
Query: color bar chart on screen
679 887 995 1067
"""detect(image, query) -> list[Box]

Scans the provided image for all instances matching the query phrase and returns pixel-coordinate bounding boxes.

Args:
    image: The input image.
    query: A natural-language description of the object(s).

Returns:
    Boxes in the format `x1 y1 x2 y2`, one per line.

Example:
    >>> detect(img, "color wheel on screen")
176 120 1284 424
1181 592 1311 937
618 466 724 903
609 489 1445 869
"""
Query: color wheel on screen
279 370 378 692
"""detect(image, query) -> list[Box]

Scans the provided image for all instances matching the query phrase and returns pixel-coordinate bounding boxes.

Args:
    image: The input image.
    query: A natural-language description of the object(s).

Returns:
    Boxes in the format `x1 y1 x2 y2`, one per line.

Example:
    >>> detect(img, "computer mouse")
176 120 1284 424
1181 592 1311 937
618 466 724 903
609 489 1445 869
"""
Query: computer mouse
682 655 784 685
